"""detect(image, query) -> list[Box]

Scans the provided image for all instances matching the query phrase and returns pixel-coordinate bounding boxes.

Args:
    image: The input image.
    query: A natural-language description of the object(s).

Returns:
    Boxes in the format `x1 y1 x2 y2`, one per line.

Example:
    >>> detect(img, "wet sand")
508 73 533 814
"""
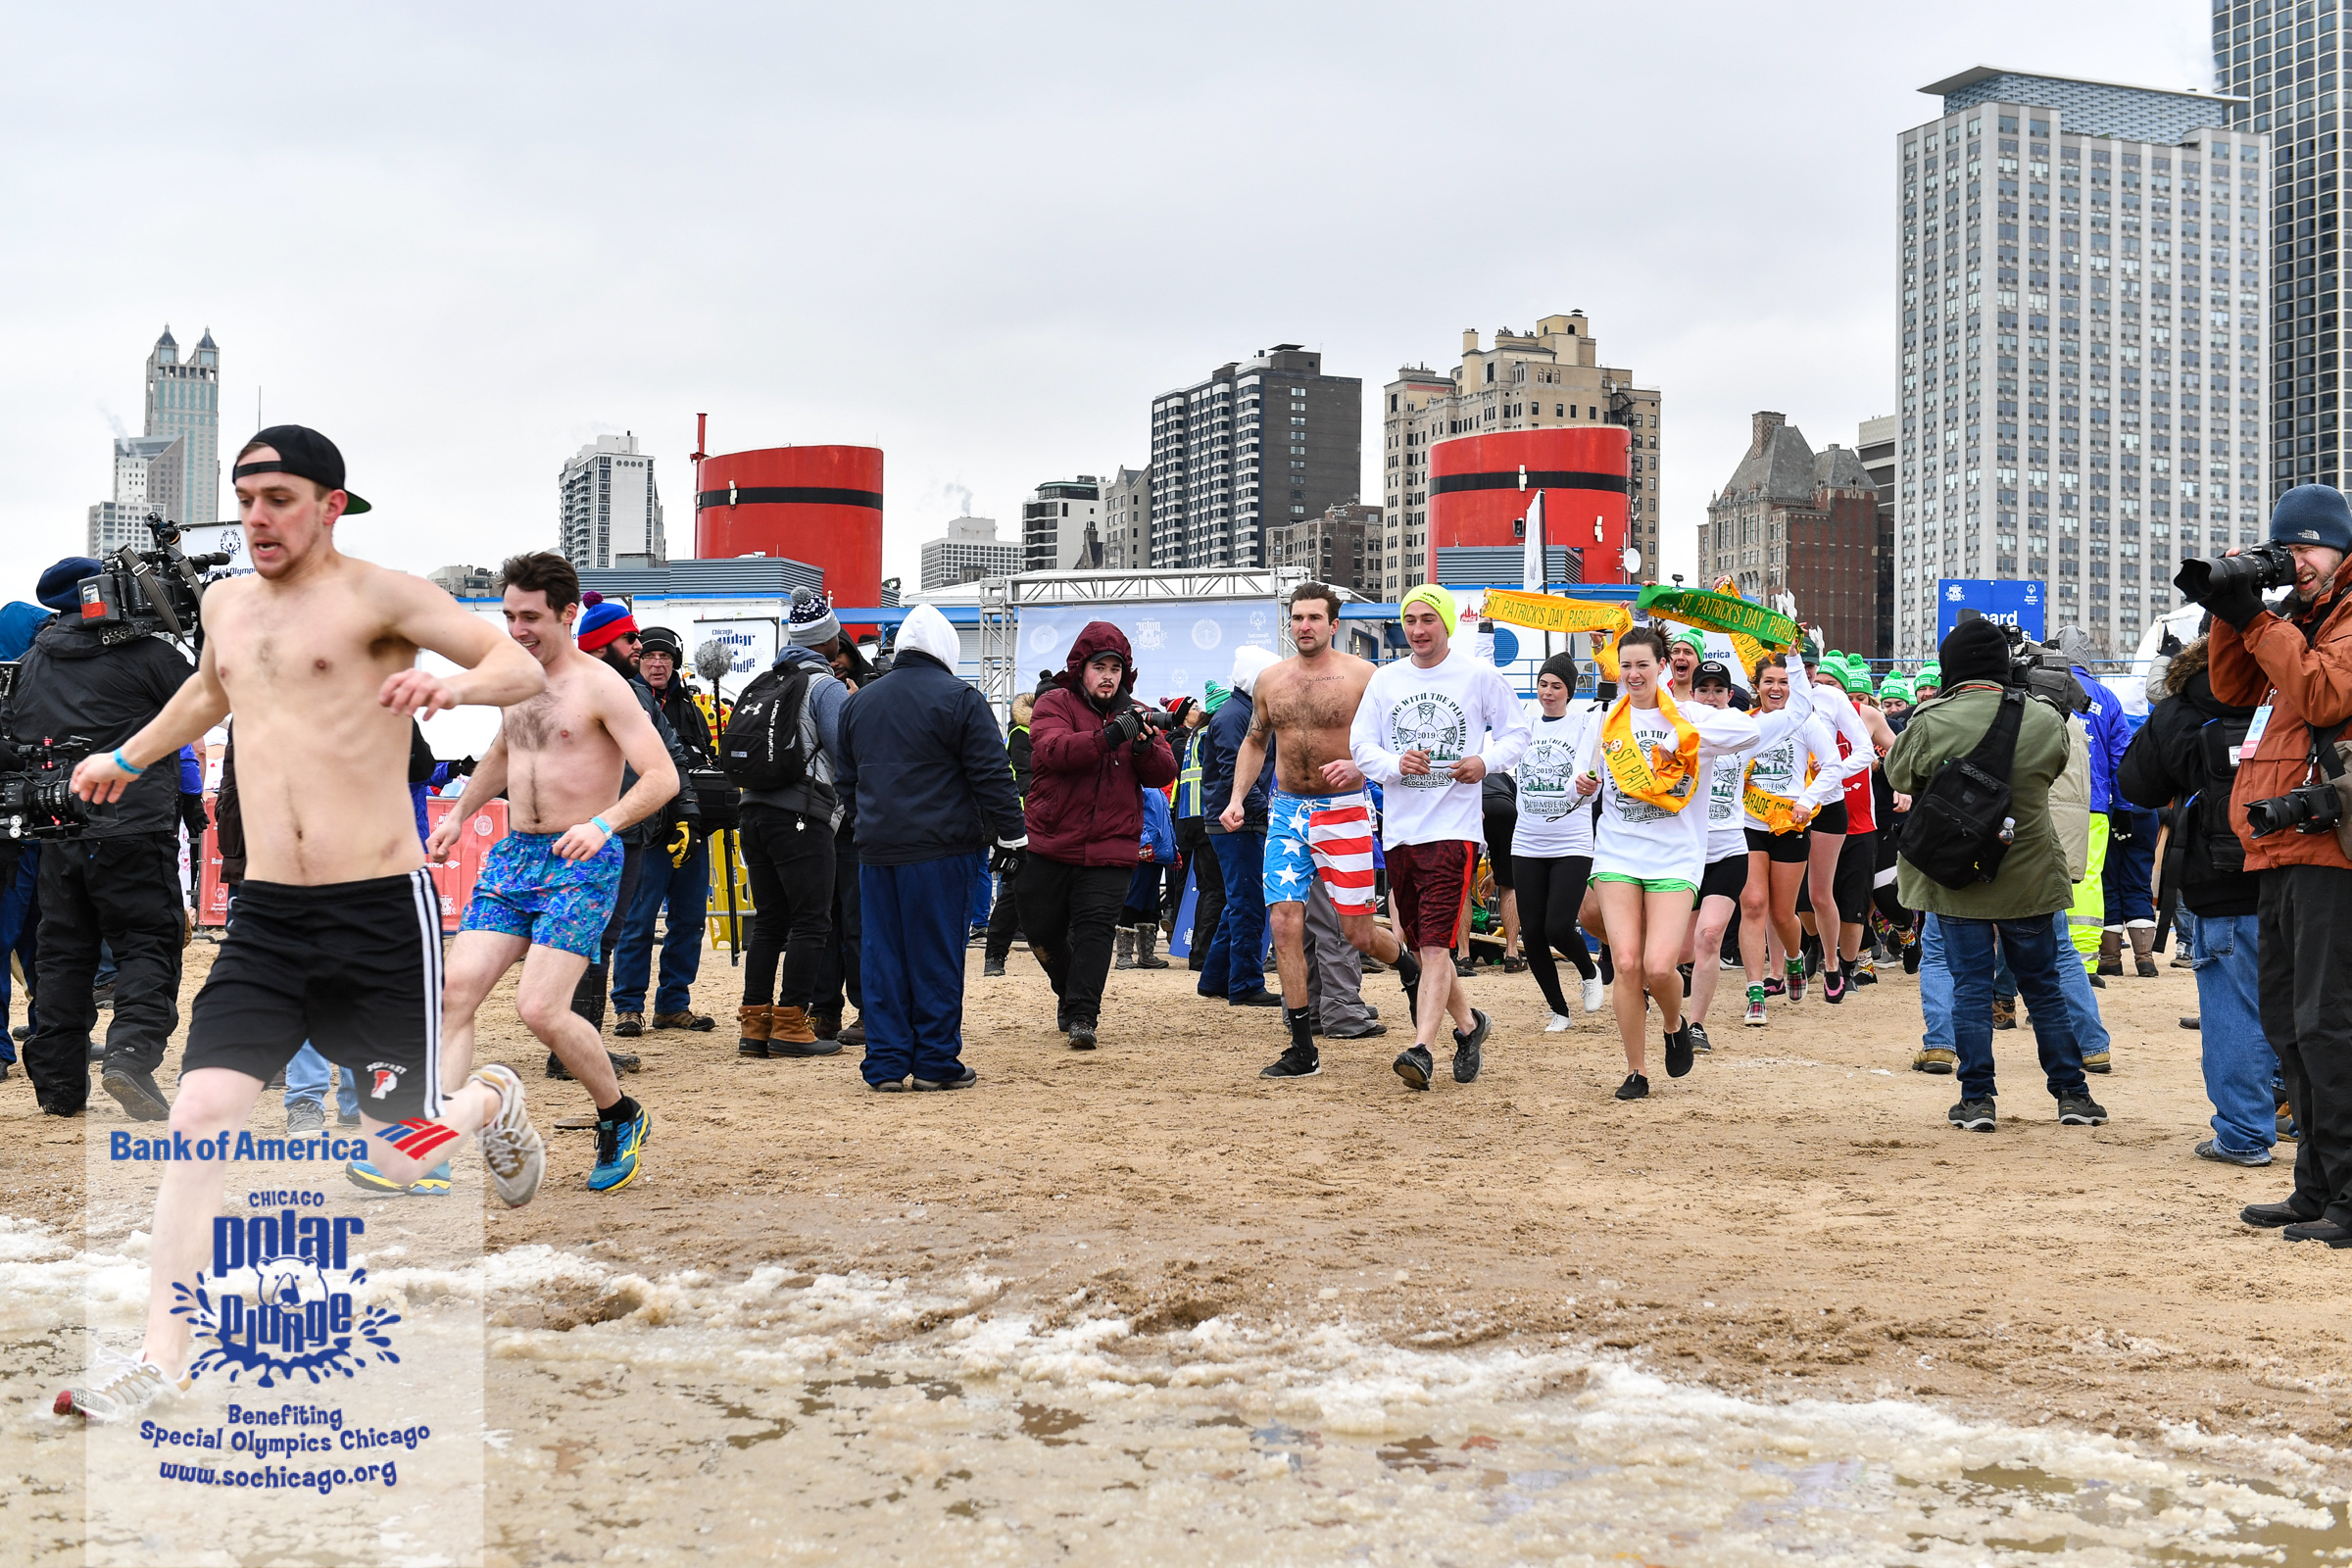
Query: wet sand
7 933 2351 1561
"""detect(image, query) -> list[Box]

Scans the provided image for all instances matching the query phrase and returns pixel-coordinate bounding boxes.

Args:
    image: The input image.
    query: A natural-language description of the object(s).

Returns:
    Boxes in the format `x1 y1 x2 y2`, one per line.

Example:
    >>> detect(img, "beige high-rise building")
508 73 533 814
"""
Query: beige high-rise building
1101 466 1149 569
1379 313 1662 598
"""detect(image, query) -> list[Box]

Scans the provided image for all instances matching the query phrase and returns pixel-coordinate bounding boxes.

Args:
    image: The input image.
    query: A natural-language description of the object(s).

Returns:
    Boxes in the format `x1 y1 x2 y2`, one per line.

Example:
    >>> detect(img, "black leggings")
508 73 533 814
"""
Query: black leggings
1513 853 1595 1015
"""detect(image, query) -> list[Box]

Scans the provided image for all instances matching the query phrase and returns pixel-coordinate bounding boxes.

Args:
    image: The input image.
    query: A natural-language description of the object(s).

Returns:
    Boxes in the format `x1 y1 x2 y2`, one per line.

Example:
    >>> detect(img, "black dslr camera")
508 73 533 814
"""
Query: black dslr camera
2244 779 2344 839
75 512 232 650
2176 541 2298 603
0 668 110 842
1960 615 2087 714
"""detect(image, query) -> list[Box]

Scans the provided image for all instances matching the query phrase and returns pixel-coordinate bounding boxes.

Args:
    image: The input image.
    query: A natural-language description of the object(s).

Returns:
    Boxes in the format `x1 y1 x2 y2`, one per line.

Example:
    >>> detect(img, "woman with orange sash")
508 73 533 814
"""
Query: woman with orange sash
1736 653 1844 1027
1573 628 1792 1101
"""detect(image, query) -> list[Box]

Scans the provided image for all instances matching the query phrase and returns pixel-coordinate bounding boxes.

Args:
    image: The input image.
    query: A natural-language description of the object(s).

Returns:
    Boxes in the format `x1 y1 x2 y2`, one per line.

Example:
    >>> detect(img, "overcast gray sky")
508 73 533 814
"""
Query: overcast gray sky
0 2 2211 609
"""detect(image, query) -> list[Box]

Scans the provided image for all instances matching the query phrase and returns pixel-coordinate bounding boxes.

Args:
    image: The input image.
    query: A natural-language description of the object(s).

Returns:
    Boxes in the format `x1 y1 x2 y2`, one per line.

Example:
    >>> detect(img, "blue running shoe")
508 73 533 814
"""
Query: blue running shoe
589 1104 649 1193
345 1158 408 1197
346 1156 454 1197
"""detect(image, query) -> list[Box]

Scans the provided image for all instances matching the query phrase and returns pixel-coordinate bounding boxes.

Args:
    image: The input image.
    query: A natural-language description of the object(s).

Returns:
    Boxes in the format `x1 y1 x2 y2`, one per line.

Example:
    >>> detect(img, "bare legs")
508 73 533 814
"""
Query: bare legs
1686 894 1739 1026
1268 900 1308 1006
1596 883 1694 1075
444 930 614 1110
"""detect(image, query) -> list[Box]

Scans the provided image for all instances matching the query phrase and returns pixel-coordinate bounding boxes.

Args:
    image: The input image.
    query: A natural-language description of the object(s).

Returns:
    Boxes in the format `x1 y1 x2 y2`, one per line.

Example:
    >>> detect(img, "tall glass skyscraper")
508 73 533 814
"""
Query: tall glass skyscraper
144 325 220 525
1892 71 2268 659
2218 2 2339 496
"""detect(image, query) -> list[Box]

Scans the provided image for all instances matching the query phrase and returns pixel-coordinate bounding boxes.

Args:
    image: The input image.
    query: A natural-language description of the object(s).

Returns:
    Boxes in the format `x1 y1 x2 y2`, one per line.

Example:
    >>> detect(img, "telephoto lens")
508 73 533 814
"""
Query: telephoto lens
2176 541 2297 604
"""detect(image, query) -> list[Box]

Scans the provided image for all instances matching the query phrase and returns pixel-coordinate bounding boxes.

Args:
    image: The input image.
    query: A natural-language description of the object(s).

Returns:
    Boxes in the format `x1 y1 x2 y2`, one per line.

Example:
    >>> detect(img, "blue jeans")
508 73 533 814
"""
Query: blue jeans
1934 911 2088 1102
611 836 710 1014
1197 831 1266 1002
0 845 39 1060
2187 910 2278 1156
1924 912 2109 1062
858 853 983 1086
283 1042 358 1119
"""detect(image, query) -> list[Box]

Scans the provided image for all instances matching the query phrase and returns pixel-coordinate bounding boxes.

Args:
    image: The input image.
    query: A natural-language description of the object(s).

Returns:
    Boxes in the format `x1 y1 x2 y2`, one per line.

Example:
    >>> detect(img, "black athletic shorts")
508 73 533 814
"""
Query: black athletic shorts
182 869 444 1121
1833 828 1875 923
1810 800 1850 836
1744 827 1809 864
1697 854 1749 904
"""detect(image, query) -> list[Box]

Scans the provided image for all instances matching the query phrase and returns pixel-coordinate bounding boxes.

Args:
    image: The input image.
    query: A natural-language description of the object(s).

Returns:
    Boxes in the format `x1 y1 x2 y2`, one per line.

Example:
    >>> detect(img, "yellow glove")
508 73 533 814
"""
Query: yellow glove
667 820 693 867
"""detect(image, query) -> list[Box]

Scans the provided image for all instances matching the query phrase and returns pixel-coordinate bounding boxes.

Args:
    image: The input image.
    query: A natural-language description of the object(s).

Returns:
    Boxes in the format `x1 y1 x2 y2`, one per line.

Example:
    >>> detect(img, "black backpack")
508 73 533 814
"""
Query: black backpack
1897 688 2026 890
718 662 813 791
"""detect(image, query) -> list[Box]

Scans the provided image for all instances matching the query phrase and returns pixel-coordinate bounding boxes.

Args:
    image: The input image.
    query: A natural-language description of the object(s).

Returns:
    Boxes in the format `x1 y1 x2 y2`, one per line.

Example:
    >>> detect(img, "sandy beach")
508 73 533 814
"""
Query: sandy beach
7 935 2351 1561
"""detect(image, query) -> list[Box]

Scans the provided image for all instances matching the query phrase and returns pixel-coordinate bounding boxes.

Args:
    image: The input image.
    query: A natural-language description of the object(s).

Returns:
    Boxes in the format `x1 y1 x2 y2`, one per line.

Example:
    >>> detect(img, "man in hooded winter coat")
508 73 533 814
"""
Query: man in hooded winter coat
1017 621 1179 1049
837 604 1027 1091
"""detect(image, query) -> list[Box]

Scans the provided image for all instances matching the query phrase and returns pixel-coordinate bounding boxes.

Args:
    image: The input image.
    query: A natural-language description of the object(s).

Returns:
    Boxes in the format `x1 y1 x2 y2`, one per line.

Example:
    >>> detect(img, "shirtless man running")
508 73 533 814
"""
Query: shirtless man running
424 552 678 1197
58 425 549 1421
1222 582 1415 1080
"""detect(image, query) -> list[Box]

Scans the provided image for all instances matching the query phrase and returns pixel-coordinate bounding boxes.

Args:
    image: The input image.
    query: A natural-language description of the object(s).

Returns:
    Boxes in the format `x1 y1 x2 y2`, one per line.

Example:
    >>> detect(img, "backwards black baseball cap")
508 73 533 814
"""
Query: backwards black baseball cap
233 425 370 514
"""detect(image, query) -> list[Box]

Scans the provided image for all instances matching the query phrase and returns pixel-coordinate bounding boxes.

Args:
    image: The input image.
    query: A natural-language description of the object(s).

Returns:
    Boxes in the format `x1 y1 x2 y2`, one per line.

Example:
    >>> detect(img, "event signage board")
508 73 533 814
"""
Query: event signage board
1016 604 1281 699
690 616 780 689
1936 578 2046 643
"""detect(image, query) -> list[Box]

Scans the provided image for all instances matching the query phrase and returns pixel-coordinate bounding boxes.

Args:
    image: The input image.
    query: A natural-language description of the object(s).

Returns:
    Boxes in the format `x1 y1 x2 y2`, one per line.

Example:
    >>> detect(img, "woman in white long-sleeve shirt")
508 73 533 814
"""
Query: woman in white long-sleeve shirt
1737 654 1848 1023
1572 628 1765 1101
1792 650 1877 992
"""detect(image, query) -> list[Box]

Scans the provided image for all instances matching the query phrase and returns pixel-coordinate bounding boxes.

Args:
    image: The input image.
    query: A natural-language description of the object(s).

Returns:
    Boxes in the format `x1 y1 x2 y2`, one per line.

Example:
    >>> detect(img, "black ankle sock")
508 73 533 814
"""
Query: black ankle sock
599 1095 641 1125
1283 1005 1314 1054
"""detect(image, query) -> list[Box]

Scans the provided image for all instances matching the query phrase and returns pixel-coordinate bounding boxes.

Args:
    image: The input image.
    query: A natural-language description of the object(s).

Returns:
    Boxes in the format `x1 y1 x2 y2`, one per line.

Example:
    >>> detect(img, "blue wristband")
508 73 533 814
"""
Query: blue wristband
114 749 144 776
590 815 615 839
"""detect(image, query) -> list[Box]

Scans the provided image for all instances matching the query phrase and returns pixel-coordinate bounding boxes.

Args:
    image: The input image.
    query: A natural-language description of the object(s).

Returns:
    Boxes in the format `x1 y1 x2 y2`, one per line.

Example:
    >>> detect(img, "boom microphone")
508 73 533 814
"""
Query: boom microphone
693 640 735 683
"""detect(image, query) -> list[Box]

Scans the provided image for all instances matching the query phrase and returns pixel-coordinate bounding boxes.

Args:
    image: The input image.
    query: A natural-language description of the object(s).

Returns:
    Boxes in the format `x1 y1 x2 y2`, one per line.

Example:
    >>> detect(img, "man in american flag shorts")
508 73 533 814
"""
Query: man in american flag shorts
1219 583 1405 1079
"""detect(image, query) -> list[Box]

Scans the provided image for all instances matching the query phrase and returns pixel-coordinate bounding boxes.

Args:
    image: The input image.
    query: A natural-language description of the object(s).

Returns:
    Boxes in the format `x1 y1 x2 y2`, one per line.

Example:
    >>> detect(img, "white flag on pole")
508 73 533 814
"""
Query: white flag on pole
1521 489 1545 591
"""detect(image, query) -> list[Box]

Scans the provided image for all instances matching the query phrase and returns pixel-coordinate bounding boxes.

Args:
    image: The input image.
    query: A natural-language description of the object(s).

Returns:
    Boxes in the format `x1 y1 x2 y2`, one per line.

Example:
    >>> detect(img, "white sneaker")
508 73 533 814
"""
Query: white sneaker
472 1064 546 1209
57 1351 185 1422
1581 976 1605 1013
1544 1012 1573 1033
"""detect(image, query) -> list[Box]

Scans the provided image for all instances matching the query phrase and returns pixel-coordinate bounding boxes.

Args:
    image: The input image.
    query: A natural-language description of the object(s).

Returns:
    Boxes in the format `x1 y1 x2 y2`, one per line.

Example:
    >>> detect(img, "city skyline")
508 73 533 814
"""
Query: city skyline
2 4 2217 620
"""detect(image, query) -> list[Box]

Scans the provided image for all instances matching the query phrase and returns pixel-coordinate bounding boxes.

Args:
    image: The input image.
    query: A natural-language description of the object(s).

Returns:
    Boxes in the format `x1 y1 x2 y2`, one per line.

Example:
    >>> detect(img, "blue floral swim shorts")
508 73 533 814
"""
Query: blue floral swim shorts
458 831 624 958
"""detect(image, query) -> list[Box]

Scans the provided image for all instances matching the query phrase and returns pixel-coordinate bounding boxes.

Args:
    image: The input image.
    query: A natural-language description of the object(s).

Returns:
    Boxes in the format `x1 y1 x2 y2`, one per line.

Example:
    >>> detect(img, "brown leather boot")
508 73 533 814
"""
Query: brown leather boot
737 1004 773 1058
766 1005 842 1057
1991 996 2017 1031
2130 925 2159 978
2096 930 2124 977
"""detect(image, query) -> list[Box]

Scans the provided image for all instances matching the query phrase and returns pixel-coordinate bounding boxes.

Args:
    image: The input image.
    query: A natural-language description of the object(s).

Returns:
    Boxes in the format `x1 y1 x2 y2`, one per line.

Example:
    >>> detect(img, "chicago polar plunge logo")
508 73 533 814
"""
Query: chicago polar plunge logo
173 1208 402 1389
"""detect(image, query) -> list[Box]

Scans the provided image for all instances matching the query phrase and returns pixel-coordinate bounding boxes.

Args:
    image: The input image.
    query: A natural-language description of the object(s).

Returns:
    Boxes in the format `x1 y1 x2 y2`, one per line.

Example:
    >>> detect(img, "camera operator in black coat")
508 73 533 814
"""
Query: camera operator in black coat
4 559 194 1118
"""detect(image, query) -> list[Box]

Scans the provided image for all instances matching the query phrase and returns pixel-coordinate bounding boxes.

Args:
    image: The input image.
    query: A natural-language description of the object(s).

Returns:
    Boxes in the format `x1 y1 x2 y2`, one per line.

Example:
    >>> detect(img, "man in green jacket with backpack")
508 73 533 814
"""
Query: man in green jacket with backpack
1886 617 2107 1134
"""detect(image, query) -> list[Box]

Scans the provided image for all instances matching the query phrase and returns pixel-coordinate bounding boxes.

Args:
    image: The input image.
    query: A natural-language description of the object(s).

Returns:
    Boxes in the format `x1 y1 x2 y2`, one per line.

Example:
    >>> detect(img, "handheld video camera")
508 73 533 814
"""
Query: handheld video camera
1953 612 2087 715
75 512 232 650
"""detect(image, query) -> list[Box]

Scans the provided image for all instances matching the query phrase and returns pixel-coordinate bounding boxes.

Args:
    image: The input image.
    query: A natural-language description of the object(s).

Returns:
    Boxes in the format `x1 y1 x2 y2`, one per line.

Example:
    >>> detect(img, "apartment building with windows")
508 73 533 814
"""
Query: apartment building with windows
1264 502 1381 595
1023 477 1103 572
1149 347 1361 569
1381 315 1661 597
1101 466 1149 569
1702 413 1883 657
559 433 664 570
1894 69 2266 658
919 515 1020 589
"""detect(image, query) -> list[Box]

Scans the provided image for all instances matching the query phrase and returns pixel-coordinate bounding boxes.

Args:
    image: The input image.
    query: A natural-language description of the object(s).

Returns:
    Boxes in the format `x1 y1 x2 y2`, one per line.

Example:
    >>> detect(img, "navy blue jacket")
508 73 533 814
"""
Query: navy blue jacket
838 649 1025 866
1200 691 1272 832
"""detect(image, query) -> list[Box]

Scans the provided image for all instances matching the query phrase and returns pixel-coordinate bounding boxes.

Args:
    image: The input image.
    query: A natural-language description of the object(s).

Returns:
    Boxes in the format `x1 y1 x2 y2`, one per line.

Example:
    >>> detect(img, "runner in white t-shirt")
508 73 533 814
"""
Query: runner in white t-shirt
1511 652 1603 1031
1680 661 1755 1054
1571 627 1765 1100
1793 640 1876 991
1348 585 1530 1093
1737 653 1847 1025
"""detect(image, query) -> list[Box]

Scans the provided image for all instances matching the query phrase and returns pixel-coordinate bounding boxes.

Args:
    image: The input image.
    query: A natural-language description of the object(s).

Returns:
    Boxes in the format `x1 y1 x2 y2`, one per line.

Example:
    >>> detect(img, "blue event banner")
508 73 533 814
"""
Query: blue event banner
1017 604 1284 701
1936 578 2046 643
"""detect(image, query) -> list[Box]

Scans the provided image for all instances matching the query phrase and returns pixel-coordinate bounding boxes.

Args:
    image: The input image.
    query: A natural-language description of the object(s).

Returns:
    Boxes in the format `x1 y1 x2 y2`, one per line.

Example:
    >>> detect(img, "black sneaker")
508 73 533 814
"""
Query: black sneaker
1068 1018 1098 1051
2194 1138 2271 1168
1663 1023 1695 1079
1596 945 1615 985
1260 1045 1321 1079
911 1066 979 1091
837 1017 866 1050
1948 1097 1997 1133
1395 950 1422 1026
101 1064 171 1122
1614 1072 1648 1101
1451 1009 1489 1083
1393 1044 1433 1091
2056 1094 2108 1126
1688 1021 1712 1054
1822 966 1847 1004
1230 989 1283 1008
982 958 1006 978
2241 1200 2316 1228
1901 934 1922 974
